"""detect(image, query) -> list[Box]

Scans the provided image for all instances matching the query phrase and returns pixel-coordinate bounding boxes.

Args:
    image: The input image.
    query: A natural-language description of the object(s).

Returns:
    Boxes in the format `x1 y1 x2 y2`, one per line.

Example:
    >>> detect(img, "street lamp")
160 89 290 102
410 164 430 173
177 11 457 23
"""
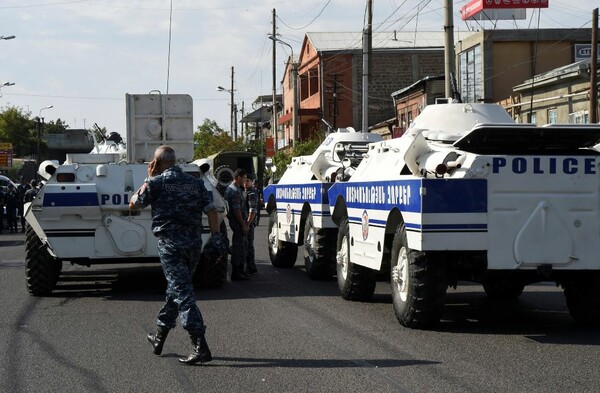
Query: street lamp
268 34 299 148
36 105 54 165
0 35 15 40
217 65 238 141
0 82 15 98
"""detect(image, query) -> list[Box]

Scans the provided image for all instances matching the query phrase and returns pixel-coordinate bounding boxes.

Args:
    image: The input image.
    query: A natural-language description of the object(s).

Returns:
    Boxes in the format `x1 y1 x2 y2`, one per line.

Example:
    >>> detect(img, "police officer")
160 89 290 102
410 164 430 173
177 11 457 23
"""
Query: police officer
5 185 19 233
23 180 39 203
224 168 250 280
244 176 258 275
129 145 226 365
17 176 30 233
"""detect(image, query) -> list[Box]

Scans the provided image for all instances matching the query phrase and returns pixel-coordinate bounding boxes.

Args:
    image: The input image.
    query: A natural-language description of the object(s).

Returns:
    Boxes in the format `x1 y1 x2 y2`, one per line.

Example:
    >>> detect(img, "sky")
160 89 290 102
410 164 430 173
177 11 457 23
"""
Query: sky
0 0 595 138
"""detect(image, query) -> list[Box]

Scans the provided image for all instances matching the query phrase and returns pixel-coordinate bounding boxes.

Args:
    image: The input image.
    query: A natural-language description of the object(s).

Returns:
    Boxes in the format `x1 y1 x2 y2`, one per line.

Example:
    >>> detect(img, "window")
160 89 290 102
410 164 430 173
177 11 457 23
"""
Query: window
547 108 558 124
527 112 537 125
459 45 483 103
569 110 589 124
407 111 413 126
400 113 406 128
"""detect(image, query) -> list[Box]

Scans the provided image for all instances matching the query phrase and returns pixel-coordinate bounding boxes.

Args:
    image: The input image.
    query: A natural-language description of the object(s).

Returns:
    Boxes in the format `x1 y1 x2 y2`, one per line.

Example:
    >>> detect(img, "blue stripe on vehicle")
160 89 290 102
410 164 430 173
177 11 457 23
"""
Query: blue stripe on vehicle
43 192 99 207
263 183 332 204
328 178 487 214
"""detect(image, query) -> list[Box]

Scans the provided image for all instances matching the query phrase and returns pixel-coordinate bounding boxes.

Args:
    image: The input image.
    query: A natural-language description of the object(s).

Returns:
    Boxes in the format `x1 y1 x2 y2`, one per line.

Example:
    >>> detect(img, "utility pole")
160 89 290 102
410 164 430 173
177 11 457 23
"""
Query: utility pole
292 60 299 148
231 66 237 140
272 8 277 151
444 0 456 98
591 8 598 123
332 74 339 130
361 0 372 133
240 101 245 137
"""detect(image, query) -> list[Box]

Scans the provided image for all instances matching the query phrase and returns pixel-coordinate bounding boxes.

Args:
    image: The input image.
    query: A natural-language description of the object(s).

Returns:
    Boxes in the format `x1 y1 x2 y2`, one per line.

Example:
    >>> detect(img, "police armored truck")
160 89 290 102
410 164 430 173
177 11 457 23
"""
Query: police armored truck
327 101 600 328
263 128 381 279
24 93 228 296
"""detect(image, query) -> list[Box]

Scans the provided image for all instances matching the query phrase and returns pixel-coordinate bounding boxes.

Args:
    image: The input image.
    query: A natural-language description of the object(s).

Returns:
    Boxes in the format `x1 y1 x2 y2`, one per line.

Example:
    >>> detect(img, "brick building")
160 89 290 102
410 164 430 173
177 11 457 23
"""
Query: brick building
277 31 448 148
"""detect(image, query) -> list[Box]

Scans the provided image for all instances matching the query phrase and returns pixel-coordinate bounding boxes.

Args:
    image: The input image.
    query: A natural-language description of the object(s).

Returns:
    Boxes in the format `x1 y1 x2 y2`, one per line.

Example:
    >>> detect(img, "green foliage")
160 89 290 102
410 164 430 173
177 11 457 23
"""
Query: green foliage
43 118 69 134
0 105 36 157
194 118 265 159
271 134 324 180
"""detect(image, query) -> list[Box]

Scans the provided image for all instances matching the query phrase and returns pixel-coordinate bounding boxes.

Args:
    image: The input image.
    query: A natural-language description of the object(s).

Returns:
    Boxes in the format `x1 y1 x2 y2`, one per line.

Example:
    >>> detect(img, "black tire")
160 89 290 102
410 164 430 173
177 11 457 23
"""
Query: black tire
390 223 447 329
268 210 297 267
303 212 335 280
564 275 600 326
336 218 376 301
25 226 61 296
482 278 524 301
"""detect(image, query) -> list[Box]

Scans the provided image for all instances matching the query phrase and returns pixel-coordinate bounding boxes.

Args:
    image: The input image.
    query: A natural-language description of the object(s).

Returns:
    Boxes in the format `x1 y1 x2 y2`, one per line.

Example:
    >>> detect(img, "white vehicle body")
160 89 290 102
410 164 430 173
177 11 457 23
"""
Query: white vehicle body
24 93 228 296
263 128 382 278
327 102 600 328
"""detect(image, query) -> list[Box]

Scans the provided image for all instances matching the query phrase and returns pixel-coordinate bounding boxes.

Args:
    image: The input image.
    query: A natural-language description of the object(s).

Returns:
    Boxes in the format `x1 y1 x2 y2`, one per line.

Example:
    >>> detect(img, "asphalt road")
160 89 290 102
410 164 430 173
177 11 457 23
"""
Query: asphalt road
1 221 599 393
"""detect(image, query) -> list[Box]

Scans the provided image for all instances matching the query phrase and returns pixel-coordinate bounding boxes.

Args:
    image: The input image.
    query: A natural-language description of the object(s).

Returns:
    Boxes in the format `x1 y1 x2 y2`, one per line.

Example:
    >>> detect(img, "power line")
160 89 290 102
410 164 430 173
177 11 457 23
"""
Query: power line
276 0 332 30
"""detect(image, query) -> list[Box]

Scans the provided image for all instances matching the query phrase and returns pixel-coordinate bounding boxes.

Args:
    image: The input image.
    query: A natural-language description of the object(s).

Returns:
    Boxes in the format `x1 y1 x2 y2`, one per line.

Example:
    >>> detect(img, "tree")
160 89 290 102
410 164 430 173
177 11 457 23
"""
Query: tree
194 118 261 158
43 118 69 134
271 134 324 180
0 105 36 157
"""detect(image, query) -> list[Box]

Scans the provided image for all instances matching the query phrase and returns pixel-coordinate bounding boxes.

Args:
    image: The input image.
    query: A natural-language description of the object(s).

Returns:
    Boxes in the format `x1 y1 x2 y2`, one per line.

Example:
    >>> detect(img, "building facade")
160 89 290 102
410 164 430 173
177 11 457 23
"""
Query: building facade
456 28 594 104
277 31 449 148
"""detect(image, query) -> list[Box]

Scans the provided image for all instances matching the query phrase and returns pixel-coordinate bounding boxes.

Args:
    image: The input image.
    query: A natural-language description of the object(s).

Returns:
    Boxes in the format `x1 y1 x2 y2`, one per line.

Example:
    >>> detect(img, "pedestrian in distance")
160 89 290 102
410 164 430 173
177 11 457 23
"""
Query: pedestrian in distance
17 176 31 233
129 145 228 365
244 175 258 275
0 188 5 234
5 185 19 233
23 180 39 204
224 168 251 281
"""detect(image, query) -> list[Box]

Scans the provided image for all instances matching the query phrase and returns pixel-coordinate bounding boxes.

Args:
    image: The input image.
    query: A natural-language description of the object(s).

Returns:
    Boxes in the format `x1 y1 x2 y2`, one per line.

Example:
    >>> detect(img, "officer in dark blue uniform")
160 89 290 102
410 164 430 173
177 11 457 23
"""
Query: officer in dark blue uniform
224 168 251 280
244 176 258 274
129 145 226 365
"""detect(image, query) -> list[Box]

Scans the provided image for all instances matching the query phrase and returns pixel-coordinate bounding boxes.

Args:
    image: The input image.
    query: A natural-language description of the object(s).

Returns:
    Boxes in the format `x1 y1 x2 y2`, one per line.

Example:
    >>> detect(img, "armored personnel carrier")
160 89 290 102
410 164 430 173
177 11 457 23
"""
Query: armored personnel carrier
327 101 600 328
24 93 228 296
263 128 382 279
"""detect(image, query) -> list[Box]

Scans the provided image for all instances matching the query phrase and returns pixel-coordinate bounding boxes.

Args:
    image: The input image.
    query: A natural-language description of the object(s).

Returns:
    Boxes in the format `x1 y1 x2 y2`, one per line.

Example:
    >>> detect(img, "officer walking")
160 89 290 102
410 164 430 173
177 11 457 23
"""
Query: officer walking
5 185 19 233
224 168 250 280
129 145 227 365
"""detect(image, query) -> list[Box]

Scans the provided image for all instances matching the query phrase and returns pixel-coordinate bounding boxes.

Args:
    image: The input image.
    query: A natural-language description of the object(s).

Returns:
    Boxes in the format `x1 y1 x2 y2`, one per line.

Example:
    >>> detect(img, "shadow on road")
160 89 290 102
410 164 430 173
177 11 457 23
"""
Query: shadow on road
160 355 439 369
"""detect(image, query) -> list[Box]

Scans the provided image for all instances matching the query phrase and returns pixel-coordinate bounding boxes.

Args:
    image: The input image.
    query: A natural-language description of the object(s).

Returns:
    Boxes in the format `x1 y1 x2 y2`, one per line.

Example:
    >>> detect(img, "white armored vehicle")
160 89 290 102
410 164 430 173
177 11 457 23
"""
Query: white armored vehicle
24 93 228 296
327 101 600 328
263 128 382 279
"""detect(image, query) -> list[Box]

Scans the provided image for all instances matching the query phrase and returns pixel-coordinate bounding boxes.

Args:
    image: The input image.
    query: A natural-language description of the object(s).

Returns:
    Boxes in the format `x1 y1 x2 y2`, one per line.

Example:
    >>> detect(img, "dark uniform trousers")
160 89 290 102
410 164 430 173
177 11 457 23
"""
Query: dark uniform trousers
156 229 205 336
228 218 247 273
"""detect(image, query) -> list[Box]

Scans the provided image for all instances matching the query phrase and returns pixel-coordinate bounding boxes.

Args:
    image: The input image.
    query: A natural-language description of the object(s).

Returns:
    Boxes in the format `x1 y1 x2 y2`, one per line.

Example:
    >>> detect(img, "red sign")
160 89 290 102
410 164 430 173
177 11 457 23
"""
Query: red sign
461 0 549 20
265 137 275 157
0 150 13 167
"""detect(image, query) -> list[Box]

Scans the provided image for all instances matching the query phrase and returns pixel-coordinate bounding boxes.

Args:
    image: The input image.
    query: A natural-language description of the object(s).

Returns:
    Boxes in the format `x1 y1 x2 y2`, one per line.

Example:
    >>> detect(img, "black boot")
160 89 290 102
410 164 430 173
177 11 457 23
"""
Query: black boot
147 326 170 355
179 334 212 365
231 266 250 281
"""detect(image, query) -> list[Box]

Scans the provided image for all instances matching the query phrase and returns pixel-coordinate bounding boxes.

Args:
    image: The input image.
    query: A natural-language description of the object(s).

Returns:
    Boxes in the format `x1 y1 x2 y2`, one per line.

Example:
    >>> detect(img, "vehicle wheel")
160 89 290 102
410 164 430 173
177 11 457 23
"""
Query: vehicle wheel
482 278 524 301
564 275 600 326
390 222 447 328
25 226 60 296
336 218 376 301
303 212 335 280
268 210 297 267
